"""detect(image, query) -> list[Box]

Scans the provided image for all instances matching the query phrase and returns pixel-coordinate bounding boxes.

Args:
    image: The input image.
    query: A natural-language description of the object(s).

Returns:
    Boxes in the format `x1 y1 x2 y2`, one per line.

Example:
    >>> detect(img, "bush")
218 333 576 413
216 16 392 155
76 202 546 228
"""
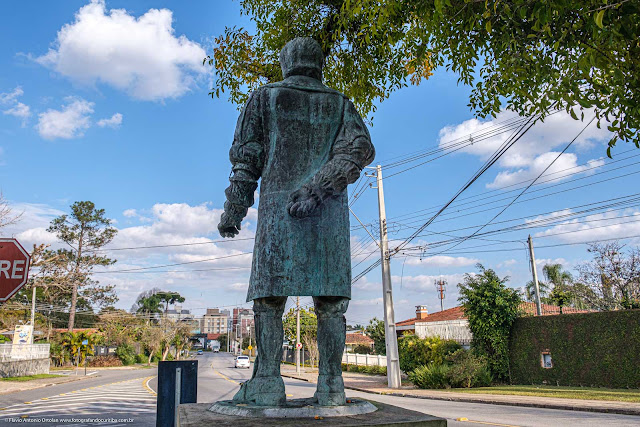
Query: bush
135 353 147 364
409 363 450 389
341 364 387 375
352 344 374 354
398 334 461 373
446 349 492 388
115 343 136 366
88 356 123 367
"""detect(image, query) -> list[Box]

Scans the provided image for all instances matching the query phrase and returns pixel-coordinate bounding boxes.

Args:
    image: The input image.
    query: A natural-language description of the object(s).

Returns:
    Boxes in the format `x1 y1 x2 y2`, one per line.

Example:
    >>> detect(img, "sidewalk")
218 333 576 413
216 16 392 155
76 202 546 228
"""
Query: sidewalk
280 364 640 416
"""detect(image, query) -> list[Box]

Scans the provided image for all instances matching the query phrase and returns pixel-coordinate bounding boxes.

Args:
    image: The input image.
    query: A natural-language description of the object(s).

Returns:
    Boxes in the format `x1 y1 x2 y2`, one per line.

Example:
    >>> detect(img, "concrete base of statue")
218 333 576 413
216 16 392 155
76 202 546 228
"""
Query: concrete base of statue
178 398 447 426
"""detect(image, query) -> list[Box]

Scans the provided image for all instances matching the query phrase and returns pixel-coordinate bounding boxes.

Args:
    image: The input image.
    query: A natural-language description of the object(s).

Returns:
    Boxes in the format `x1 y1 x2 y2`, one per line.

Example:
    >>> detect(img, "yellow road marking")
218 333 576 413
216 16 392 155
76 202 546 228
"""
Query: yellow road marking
143 376 157 396
214 370 240 385
23 402 32 404
286 394 293 397
457 419 521 427
40 398 48 401
0 408 6 411
21 415 28 418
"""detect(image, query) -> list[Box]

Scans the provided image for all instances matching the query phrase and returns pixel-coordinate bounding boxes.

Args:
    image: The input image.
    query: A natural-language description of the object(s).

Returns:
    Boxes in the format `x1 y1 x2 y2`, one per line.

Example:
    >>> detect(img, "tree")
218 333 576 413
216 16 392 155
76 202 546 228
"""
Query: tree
217 333 228 352
364 317 386 355
207 1 640 155
141 324 164 366
302 333 319 367
575 242 640 310
155 291 186 315
0 192 21 230
48 201 117 331
283 306 317 344
458 264 521 381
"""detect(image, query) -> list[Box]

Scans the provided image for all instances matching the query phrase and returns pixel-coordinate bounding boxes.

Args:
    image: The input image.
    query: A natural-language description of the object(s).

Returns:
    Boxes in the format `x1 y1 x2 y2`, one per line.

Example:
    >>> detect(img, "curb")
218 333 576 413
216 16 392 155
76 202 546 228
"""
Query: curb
281 373 640 417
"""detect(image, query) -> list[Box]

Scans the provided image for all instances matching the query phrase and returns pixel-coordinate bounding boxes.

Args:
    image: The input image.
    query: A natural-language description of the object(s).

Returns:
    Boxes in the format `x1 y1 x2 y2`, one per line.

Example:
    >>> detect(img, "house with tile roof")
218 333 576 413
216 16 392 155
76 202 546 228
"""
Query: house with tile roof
396 302 593 347
345 332 375 352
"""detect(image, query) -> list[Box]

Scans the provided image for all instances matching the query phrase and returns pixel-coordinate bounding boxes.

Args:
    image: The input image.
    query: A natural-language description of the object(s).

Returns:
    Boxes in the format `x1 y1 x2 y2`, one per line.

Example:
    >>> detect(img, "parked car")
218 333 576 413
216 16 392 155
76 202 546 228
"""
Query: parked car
235 355 250 369
213 348 220 353
197 349 203 355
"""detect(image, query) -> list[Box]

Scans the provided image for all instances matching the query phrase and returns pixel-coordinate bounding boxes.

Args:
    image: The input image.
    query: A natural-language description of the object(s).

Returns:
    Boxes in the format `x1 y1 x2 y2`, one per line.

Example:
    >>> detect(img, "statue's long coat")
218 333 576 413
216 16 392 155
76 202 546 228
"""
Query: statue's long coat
227 75 375 301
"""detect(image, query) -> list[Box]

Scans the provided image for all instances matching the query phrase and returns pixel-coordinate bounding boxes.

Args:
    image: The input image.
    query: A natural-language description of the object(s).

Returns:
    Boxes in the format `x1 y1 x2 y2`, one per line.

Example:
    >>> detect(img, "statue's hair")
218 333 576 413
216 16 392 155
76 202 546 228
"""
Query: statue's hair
279 37 324 80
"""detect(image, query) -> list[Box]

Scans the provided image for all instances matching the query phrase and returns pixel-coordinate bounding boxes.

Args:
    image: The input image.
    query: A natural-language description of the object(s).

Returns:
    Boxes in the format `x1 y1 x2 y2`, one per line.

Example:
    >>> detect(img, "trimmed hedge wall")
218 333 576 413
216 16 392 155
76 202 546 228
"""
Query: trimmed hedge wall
509 309 640 388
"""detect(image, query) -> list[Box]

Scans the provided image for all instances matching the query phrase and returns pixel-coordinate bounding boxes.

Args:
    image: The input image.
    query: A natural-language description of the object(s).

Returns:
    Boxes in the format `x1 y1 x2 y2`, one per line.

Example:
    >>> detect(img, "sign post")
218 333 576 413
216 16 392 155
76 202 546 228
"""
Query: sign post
82 339 88 376
0 238 31 303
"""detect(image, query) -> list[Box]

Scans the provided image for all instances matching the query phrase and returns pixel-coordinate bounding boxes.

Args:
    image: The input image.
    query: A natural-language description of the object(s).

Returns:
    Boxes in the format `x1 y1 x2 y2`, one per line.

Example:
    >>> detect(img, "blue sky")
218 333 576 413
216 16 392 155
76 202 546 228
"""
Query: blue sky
1 1 638 325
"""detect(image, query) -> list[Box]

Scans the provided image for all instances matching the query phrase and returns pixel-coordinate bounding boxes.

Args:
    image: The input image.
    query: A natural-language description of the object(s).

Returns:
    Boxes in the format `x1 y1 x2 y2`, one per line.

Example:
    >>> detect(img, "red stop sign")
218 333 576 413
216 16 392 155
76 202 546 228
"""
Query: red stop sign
0 238 31 302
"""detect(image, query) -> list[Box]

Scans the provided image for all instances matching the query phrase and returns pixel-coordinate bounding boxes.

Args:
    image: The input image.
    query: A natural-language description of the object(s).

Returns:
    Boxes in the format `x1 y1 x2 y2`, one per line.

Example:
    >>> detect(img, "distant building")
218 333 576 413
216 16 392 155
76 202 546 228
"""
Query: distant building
345 332 374 352
232 308 254 335
201 308 230 335
165 305 200 333
396 302 594 347
396 305 472 346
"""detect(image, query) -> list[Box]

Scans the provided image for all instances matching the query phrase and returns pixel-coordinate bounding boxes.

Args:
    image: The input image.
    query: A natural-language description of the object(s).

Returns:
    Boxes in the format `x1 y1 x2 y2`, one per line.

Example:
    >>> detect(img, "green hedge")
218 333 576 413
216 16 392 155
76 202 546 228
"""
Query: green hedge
509 309 640 388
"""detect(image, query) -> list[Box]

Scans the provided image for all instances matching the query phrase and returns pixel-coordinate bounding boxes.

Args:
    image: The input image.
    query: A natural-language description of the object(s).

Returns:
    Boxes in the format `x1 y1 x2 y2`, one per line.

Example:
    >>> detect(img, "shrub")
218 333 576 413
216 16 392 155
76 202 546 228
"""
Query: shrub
352 344 374 354
135 353 147 364
410 363 450 389
88 356 123 367
458 264 521 381
398 334 461 373
341 364 387 375
446 349 492 388
115 343 136 366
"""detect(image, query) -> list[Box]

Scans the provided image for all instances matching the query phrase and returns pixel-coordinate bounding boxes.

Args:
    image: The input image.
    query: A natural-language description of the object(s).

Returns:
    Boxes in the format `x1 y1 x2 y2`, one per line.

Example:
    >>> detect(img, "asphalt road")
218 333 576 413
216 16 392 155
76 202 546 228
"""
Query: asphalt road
196 352 640 427
0 368 157 426
3 354 638 426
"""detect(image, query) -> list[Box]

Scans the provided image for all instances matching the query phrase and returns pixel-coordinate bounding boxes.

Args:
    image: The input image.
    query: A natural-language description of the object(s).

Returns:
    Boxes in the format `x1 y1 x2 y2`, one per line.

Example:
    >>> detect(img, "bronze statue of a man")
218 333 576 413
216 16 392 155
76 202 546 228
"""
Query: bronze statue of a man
218 37 375 407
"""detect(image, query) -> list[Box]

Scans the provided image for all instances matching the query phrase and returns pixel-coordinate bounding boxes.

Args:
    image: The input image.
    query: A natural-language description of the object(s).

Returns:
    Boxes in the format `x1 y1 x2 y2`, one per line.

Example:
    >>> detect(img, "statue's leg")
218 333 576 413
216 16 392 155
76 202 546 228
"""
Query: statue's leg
313 296 349 406
232 296 287 406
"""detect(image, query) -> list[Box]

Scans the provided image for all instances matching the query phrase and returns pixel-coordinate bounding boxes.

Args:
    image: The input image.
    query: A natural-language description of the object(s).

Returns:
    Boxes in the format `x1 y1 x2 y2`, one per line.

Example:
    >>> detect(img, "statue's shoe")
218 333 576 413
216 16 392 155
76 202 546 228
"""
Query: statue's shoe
313 374 346 406
232 376 286 406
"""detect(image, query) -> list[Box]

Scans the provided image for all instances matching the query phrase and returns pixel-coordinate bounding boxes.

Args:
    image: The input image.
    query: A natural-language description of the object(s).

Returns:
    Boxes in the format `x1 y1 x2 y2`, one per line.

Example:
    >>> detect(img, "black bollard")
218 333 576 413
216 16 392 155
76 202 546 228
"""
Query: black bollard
156 360 198 427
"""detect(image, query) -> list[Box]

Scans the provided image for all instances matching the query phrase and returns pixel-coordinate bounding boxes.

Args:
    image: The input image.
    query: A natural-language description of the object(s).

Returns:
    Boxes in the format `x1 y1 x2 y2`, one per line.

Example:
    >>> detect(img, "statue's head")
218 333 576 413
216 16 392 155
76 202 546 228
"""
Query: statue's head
279 37 324 81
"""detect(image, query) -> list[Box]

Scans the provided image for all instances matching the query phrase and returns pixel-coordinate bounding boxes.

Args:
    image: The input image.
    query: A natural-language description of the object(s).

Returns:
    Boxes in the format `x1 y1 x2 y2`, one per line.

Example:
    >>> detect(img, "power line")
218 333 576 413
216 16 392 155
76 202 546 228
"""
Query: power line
434 116 597 256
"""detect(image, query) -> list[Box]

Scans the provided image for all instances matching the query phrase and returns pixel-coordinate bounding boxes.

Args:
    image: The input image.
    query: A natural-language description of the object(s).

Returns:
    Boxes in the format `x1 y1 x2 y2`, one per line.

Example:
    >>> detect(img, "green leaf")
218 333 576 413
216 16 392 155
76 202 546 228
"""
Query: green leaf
486 20 491 33
594 10 605 29
570 108 578 120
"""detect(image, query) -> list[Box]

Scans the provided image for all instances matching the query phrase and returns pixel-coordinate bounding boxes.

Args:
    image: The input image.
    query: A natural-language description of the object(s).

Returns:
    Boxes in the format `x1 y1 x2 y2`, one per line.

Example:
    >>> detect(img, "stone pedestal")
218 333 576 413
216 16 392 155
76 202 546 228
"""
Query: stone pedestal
179 399 447 426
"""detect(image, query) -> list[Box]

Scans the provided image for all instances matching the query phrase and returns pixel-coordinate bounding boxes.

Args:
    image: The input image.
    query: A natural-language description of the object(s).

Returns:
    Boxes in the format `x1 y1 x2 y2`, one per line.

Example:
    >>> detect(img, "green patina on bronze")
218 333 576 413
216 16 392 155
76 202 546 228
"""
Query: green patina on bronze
218 37 375 301
218 37 375 408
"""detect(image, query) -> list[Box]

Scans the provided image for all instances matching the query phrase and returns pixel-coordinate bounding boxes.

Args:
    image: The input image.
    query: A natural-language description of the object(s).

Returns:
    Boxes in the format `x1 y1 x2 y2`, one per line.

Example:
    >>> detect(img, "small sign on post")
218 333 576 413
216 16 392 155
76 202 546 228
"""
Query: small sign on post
157 360 198 427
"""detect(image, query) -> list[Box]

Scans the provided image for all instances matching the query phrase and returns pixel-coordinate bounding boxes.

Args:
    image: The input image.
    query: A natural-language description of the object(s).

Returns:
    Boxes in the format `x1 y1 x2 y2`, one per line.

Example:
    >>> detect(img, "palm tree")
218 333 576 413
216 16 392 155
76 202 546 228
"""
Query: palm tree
542 264 573 290
525 279 551 302
135 294 163 324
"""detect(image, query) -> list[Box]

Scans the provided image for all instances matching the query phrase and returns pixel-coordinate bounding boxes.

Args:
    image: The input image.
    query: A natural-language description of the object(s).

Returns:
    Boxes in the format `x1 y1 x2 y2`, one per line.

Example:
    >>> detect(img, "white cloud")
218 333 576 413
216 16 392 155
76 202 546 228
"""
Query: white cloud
3 103 31 122
36 0 206 101
1 86 31 125
405 255 479 268
36 98 94 140
489 153 605 189
0 87 24 104
534 209 640 244
438 110 611 188
123 209 138 218
97 112 122 128
498 259 518 268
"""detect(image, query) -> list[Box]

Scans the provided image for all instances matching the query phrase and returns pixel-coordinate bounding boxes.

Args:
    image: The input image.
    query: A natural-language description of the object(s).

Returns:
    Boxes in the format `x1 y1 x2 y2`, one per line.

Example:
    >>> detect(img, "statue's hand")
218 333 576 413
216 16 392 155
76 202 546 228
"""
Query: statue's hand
218 210 242 238
287 188 320 219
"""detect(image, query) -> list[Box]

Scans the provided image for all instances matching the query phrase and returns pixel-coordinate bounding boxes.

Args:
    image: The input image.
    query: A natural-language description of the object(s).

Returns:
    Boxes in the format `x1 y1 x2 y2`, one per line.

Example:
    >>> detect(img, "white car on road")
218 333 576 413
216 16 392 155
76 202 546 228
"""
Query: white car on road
235 355 251 369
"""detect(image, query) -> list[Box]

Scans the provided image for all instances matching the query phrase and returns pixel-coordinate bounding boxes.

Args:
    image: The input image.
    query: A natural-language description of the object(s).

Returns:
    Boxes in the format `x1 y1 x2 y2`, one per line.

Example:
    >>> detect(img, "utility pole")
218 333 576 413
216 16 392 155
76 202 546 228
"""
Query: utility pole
296 296 301 374
435 278 447 312
528 235 543 316
371 164 401 388
30 284 37 343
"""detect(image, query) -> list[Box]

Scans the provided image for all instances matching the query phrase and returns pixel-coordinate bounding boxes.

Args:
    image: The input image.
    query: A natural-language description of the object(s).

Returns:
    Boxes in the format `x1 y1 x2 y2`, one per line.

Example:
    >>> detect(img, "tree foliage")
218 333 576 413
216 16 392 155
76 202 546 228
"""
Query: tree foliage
283 306 317 343
47 201 118 331
575 242 640 310
364 317 386 355
458 264 521 381
208 0 640 154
